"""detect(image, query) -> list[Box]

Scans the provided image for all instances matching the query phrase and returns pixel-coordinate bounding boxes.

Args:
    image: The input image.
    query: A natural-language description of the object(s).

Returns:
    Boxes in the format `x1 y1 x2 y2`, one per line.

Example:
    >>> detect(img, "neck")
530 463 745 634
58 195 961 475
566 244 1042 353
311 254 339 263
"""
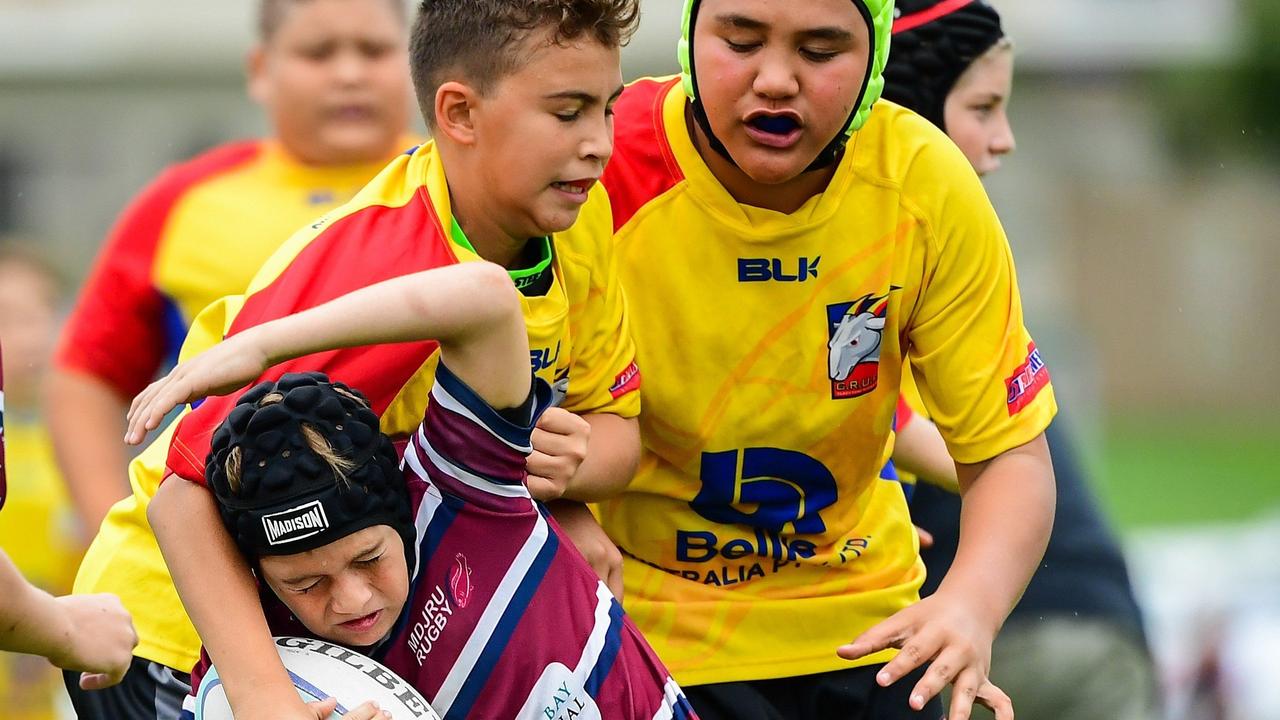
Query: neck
687 105 836 216
439 151 529 268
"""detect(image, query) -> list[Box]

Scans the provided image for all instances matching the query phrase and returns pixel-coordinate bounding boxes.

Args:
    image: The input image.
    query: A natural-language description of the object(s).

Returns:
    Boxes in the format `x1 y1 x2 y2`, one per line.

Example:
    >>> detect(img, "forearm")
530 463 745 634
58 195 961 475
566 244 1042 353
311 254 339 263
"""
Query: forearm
562 414 639 502
0 551 70 658
46 370 132 533
240 262 520 367
148 478 301 713
893 416 960 494
940 432 1055 628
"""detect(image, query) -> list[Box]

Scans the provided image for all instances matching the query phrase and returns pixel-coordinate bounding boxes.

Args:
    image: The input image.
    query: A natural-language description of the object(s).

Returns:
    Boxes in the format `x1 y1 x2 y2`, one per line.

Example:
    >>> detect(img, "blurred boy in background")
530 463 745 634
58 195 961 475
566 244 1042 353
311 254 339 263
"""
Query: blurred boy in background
0 244 87 719
47 0 415 715
881 2 1159 718
47 0 415 537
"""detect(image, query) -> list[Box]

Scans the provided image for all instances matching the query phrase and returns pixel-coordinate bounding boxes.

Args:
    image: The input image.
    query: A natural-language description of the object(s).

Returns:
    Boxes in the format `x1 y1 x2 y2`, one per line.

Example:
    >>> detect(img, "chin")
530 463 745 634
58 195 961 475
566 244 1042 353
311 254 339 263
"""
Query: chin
318 129 397 164
734 152 815 186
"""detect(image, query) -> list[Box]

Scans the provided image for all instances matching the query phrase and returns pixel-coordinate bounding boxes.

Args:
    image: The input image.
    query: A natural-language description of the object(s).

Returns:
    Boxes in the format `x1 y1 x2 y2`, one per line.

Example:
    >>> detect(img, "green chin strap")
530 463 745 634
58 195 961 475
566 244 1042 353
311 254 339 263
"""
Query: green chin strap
678 0 896 168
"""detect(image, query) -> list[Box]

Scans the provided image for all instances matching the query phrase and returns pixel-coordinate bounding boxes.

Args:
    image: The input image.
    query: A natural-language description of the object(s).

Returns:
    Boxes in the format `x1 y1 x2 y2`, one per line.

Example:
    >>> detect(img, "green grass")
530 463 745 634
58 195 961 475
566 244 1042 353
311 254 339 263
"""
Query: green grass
1092 414 1280 530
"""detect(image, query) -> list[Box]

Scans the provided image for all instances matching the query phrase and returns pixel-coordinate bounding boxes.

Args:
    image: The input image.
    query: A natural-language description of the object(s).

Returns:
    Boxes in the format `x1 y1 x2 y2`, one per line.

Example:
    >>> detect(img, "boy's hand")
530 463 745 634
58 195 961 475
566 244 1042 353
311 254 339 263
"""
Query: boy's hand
47 594 138 690
546 500 624 599
836 591 1012 720
526 408 590 501
124 334 270 445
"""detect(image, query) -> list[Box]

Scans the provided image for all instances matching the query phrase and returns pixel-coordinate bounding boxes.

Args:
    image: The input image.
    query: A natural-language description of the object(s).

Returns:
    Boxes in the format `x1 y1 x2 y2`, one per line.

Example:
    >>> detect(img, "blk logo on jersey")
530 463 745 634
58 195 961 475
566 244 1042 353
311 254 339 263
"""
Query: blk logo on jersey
261 500 330 546
1006 342 1050 415
738 256 820 282
826 292 893 399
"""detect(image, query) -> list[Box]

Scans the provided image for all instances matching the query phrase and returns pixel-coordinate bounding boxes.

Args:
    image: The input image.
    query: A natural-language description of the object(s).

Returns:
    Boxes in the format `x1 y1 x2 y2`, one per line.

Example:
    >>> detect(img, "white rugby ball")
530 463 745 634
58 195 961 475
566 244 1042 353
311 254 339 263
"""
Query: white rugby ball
194 636 440 719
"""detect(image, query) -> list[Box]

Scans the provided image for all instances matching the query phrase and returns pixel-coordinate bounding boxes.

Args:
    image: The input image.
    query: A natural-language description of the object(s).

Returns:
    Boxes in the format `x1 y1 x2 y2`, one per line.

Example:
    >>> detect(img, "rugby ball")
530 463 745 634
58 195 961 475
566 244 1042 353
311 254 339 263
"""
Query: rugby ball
194 636 440 719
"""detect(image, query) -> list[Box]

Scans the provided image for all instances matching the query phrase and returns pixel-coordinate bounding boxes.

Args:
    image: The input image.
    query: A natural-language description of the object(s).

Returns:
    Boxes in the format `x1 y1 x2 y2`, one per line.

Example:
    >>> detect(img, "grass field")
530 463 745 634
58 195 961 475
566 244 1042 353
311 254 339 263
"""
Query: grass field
1093 414 1280 531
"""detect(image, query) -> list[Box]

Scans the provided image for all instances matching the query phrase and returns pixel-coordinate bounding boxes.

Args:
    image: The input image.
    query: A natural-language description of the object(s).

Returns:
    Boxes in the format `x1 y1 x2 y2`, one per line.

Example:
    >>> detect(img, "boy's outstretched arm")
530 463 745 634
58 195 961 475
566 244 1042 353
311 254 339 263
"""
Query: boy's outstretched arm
127 262 529 442
839 432 1054 720
0 548 137 689
136 262 529 720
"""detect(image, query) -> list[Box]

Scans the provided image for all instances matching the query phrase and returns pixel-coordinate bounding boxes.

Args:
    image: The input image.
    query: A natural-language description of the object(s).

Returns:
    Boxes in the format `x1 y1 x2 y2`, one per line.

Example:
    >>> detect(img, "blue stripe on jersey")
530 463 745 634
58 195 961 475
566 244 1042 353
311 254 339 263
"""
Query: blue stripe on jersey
583 598 625 699
432 360 552 450
378 494 459 661
443 526 560 720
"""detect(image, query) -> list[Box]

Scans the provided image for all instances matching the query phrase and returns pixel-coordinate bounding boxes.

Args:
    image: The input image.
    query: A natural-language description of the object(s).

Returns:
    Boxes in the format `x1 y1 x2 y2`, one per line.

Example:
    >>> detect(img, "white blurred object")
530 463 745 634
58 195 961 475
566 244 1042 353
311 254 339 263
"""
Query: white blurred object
1128 514 1280 720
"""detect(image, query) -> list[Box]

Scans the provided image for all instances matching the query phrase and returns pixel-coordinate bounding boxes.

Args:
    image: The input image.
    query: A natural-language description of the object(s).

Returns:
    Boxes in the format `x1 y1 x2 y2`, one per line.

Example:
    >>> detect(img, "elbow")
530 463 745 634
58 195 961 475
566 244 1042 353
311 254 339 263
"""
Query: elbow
467 262 524 330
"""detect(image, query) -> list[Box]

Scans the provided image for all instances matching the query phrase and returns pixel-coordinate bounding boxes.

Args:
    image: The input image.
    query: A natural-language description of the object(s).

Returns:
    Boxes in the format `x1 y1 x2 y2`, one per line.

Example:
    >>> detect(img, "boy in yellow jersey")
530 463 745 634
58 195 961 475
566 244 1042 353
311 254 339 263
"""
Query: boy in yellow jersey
86 1 642 718
58 1 415 713
48 0 416 539
595 0 1056 718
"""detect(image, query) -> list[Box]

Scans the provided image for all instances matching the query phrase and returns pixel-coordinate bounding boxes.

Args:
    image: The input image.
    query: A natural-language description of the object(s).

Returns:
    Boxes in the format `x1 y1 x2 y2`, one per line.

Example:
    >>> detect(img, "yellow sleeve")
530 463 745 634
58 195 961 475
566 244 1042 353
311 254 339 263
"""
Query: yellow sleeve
904 143 1056 464
556 186 641 418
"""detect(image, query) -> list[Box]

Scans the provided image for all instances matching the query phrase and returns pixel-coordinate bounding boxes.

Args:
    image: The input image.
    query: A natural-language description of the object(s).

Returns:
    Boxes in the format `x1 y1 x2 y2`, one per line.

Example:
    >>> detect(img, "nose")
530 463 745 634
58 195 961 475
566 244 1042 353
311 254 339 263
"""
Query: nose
752 49 800 100
990 110 1016 156
329 572 374 616
580 110 615 166
333 49 368 87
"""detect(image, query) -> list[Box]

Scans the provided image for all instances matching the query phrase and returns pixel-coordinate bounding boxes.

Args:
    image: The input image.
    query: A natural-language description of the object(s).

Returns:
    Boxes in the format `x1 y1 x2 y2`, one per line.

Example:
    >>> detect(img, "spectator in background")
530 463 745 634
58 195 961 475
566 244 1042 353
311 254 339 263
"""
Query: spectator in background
46 0 415 537
881 2 1160 719
45 0 415 715
0 243 87 720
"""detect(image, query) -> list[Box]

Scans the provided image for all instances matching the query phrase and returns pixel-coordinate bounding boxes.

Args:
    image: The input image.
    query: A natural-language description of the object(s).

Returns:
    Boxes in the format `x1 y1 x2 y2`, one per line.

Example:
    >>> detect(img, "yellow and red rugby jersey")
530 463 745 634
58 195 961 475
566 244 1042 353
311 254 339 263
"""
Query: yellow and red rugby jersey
595 77 1056 685
73 141 639 671
55 140 406 400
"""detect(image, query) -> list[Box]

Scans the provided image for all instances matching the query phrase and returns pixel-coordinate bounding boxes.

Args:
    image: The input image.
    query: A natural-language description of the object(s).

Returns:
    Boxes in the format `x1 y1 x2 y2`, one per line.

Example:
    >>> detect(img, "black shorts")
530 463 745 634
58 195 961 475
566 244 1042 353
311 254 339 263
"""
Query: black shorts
63 655 191 720
685 664 944 720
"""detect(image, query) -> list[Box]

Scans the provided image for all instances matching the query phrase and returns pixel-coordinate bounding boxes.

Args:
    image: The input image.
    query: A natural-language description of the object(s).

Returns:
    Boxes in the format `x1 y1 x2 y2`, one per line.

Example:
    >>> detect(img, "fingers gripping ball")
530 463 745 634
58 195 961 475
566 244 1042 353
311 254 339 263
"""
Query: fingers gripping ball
193 636 440 719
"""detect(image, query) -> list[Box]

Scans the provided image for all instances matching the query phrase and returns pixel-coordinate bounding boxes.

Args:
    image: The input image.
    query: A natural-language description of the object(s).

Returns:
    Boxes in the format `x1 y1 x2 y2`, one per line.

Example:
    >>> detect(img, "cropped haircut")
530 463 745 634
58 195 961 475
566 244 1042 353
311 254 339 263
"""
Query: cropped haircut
409 0 640 126
258 0 407 41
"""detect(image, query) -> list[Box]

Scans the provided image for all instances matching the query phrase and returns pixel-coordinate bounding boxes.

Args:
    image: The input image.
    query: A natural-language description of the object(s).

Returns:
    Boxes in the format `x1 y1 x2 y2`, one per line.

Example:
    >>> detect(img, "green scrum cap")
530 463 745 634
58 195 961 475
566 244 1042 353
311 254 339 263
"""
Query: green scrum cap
677 0 896 169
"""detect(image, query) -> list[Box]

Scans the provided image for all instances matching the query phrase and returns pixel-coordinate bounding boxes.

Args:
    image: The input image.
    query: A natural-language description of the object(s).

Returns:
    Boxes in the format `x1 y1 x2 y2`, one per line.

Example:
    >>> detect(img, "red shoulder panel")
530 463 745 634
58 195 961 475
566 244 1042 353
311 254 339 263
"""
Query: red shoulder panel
602 78 686 233
166 196 458 485
55 141 262 398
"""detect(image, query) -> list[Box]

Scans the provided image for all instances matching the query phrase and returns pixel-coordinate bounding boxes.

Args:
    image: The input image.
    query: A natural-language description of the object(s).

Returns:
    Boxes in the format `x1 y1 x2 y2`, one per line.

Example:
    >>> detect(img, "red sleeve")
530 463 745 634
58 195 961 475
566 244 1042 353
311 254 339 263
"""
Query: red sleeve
54 142 260 399
894 394 915 432
166 199 456 486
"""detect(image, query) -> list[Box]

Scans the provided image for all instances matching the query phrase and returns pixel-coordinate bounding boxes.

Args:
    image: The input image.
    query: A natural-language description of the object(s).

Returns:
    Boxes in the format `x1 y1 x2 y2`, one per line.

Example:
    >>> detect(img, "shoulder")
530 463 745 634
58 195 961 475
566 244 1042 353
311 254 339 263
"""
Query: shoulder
850 101 996 245
244 147 452 297
109 140 263 243
140 140 263 206
603 76 687 233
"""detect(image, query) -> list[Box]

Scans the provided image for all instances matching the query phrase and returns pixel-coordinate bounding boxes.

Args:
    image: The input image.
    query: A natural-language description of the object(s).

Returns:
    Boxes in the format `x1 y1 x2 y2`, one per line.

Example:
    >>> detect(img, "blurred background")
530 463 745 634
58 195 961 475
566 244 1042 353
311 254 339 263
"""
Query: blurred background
0 0 1276 718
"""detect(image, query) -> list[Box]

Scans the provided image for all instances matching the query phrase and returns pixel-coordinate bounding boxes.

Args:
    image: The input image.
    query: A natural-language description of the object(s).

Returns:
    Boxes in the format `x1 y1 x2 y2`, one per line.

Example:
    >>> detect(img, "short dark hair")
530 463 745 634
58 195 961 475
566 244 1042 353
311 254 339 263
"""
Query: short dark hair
258 0 407 41
409 0 640 127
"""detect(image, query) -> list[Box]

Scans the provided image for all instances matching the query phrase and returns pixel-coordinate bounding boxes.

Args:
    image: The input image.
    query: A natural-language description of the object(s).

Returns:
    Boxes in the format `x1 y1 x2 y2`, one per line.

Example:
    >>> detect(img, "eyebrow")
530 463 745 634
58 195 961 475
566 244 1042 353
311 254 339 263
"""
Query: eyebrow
277 542 383 586
714 14 854 44
543 84 626 105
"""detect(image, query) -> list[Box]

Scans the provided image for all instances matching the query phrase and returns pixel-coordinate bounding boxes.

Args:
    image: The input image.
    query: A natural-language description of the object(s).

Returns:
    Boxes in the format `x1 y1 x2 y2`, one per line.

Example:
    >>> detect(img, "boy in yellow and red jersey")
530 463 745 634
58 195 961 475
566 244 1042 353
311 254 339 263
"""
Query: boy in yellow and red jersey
55 1 416 715
48 0 417 538
595 0 1056 718
88 1 643 718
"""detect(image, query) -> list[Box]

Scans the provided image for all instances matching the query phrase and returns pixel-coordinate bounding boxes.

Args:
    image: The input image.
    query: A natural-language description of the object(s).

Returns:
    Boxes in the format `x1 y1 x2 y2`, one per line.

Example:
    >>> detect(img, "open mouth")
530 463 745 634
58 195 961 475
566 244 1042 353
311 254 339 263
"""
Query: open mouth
743 112 804 149
747 115 801 135
339 609 382 633
551 178 596 199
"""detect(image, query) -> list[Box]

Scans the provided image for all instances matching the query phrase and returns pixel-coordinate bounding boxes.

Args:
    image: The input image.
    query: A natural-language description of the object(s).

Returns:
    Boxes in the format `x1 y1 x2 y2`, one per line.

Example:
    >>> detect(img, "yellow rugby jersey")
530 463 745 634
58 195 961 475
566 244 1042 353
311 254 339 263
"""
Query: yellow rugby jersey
57 139 411 400
596 77 1056 685
74 141 639 672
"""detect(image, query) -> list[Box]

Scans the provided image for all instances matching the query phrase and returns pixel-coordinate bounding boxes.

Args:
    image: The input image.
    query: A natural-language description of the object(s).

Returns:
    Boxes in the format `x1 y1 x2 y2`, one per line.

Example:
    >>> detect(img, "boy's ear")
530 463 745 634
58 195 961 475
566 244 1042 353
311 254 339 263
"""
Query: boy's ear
246 46 270 105
434 81 480 146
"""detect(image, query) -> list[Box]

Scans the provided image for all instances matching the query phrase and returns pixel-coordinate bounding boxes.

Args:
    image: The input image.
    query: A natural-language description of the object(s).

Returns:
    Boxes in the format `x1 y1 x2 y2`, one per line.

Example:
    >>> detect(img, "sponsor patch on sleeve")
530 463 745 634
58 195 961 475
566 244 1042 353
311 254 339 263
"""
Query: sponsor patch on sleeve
1005 342 1050 416
609 361 641 399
